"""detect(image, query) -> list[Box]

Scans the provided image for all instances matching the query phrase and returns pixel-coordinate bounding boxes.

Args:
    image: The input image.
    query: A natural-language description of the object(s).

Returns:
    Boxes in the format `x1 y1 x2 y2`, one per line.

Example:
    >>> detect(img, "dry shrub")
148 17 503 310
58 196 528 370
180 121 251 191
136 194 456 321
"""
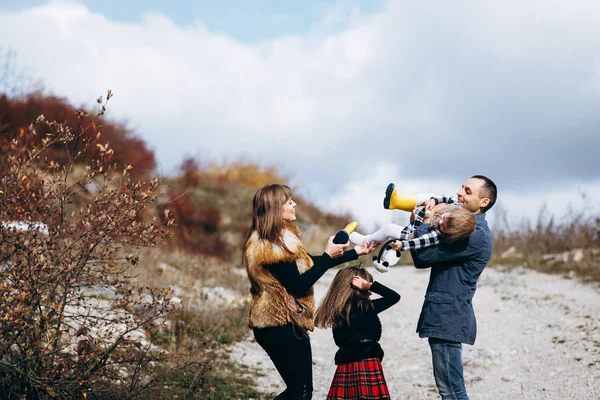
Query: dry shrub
492 202 600 282
0 92 205 399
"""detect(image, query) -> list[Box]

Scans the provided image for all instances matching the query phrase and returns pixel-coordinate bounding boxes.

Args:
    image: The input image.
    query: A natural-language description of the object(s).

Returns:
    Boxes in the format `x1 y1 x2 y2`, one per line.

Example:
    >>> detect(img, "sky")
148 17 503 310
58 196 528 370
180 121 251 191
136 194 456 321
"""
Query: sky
1 0 599 231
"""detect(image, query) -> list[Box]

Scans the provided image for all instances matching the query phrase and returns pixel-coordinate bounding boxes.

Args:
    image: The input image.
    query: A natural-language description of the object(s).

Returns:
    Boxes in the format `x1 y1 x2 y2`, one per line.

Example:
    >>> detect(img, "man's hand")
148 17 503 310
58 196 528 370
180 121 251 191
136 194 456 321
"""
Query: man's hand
351 276 372 291
424 198 436 211
390 240 403 251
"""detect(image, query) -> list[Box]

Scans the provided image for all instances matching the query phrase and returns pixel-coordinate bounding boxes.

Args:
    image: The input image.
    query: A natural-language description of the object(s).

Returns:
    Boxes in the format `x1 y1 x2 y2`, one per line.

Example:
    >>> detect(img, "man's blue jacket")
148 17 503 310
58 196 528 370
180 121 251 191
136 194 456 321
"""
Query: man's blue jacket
411 213 492 345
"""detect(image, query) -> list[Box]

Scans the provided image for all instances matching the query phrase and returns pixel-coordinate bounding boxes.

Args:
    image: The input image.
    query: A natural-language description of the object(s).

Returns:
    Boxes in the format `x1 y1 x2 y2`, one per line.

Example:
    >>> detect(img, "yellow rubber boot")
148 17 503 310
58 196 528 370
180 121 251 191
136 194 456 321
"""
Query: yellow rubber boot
343 221 358 235
333 221 359 244
383 183 417 211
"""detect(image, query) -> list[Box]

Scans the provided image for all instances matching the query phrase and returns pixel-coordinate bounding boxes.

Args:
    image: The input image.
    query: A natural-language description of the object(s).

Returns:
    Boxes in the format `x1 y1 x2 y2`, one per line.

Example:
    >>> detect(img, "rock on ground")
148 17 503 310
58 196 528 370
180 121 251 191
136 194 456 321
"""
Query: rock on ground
230 266 600 399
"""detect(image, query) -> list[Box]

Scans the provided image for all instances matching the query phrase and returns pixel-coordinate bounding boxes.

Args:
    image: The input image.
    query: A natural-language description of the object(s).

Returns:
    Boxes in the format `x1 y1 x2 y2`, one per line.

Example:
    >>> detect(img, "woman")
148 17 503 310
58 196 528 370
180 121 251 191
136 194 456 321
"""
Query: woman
244 184 377 399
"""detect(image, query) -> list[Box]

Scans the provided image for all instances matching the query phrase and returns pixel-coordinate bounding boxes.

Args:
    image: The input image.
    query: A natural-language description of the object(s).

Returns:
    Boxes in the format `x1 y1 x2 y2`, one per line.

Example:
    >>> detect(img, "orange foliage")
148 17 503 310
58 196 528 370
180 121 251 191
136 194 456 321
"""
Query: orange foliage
163 157 351 261
202 159 288 190
159 192 228 258
0 92 155 178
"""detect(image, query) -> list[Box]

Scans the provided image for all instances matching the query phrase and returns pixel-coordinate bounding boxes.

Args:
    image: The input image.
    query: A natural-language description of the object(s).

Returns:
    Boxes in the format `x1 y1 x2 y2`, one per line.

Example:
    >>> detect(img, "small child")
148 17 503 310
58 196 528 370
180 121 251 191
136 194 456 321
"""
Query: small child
315 265 400 400
350 203 476 272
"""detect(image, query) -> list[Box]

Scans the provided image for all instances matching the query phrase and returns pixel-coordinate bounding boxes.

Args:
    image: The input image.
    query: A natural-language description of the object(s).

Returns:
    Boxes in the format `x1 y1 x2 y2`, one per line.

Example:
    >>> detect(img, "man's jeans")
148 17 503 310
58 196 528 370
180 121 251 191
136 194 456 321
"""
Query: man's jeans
428 338 469 400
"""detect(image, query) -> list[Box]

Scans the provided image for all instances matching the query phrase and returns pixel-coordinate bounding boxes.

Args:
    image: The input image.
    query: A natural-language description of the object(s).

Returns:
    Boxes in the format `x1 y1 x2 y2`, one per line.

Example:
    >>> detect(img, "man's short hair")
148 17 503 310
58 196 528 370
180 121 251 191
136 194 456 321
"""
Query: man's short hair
471 175 497 213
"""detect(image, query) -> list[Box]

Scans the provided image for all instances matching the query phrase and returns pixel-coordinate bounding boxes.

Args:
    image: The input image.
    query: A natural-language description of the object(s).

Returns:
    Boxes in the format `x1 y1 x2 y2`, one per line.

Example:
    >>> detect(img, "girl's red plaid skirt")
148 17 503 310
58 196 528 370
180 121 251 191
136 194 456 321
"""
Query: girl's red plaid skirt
327 358 391 400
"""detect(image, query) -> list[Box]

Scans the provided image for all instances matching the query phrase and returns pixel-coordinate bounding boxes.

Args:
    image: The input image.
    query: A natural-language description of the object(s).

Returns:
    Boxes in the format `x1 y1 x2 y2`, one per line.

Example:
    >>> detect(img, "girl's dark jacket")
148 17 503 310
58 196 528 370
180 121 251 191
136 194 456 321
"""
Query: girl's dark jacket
332 281 400 365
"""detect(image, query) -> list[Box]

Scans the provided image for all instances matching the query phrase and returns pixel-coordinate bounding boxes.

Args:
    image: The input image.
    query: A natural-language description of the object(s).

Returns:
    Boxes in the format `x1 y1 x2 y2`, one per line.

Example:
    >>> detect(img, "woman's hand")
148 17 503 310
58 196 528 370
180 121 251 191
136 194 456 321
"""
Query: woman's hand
325 236 349 258
390 240 403 251
354 240 379 256
351 276 372 291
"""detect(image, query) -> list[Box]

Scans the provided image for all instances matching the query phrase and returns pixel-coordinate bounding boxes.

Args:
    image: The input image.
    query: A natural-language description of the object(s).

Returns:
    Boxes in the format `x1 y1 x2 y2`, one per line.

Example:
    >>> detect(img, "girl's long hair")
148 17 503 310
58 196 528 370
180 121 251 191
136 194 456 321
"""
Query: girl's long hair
314 265 374 329
245 183 296 248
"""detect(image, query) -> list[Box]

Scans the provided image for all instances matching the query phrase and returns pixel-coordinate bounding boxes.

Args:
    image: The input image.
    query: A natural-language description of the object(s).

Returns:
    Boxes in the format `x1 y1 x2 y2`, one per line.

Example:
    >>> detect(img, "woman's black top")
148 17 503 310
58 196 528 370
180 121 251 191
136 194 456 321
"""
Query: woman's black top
268 250 358 298
332 281 400 364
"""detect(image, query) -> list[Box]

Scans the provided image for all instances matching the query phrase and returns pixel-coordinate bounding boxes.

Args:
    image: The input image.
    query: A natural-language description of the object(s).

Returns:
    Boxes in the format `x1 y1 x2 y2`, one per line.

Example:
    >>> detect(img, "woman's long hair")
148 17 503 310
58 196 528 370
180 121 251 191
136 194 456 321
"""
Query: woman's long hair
314 265 374 329
244 183 296 249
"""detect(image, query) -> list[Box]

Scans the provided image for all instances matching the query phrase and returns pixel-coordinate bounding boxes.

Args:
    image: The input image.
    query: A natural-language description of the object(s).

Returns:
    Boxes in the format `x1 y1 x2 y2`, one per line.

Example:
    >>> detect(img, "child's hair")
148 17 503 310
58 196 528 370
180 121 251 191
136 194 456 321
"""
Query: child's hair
314 265 374 329
438 205 476 243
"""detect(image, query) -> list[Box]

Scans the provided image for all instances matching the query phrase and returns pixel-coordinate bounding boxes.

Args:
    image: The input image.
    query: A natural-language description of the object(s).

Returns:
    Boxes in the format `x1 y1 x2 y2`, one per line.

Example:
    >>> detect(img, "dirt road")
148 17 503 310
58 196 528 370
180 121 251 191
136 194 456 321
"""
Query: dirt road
231 265 600 399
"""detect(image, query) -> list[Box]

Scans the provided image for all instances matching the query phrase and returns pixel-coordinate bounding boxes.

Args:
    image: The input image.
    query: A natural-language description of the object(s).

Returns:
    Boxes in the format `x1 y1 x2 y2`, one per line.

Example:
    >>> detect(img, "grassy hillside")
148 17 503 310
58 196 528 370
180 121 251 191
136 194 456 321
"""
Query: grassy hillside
158 157 353 261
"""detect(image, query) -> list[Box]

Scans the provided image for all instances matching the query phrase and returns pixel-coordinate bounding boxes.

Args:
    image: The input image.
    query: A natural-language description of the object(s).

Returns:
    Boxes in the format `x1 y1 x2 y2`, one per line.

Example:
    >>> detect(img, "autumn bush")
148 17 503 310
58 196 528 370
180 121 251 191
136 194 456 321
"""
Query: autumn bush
164 157 351 260
0 69 353 398
157 191 228 258
0 91 155 179
0 91 187 399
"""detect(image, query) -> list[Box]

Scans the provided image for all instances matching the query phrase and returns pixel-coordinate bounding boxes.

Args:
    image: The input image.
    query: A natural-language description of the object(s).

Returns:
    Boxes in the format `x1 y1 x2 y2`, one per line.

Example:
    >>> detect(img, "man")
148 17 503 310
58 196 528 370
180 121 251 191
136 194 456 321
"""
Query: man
399 175 497 400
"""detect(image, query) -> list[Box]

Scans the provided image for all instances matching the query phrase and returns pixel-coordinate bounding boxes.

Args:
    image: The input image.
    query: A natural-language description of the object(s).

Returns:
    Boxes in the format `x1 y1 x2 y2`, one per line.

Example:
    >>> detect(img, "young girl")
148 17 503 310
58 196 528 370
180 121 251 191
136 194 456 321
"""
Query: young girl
350 203 476 272
315 266 400 400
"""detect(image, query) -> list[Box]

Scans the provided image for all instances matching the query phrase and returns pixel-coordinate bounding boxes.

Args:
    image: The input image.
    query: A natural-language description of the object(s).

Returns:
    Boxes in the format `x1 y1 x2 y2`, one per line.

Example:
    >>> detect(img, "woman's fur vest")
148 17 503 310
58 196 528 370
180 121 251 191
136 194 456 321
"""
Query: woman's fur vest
244 226 315 331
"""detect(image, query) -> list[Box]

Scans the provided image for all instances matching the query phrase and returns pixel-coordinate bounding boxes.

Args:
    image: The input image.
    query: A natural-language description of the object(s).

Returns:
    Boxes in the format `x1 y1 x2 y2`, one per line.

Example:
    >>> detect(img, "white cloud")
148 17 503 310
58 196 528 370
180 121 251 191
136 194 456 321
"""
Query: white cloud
323 162 458 232
2 0 600 224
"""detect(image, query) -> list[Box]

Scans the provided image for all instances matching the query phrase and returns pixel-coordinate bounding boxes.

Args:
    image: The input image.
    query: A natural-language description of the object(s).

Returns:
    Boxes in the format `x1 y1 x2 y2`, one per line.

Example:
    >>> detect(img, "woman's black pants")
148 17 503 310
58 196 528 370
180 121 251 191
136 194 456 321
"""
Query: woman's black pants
253 324 313 400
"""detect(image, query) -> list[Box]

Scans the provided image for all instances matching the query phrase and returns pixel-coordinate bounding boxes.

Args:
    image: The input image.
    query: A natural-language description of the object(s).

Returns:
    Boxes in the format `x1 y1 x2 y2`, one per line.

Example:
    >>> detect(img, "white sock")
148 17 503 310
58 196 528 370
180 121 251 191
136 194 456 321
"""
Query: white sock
357 223 404 244
349 232 368 245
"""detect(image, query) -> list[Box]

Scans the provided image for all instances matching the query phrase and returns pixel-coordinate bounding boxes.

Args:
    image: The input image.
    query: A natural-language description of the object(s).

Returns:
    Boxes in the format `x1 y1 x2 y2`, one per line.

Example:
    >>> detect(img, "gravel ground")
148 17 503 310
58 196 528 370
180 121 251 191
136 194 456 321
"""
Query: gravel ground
230 265 600 399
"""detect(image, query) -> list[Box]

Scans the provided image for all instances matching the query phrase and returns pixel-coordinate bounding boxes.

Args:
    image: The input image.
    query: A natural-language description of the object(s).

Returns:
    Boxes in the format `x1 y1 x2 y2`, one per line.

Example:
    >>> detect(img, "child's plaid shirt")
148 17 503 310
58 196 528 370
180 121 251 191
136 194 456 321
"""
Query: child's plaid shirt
397 195 458 251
